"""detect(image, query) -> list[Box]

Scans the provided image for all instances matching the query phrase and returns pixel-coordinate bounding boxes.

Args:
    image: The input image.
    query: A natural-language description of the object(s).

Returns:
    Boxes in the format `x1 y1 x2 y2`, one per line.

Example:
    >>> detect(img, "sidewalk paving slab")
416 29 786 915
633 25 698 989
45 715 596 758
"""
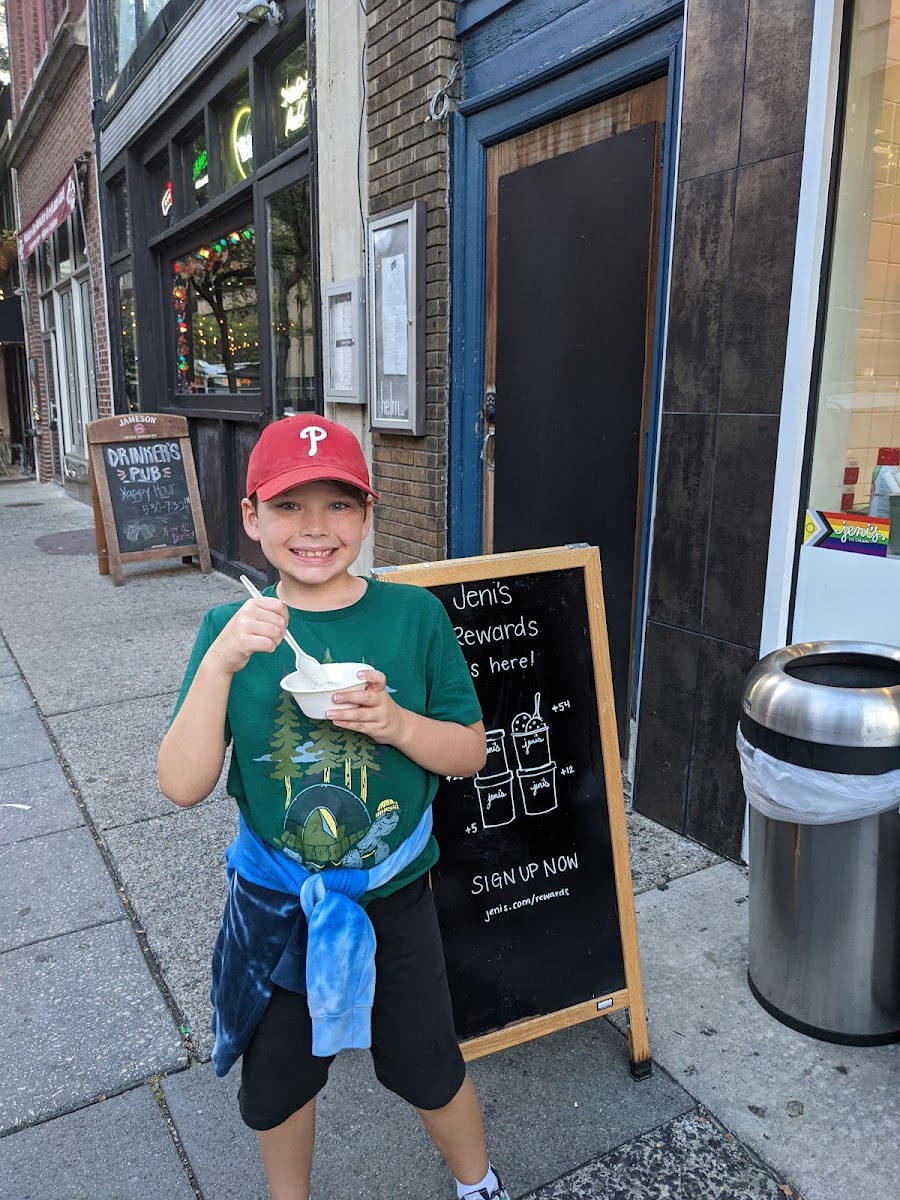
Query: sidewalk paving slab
7 614 206 717
103 795 236 1058
525 1109 790 1199
630 861 900 1200
0 1085 195 1200
0 642 19 678
0 759 83 845
162 1019 695 1200
0 675 33 714
0 921 185 1134
0 708 56 771
48 692 186 830
0 825 125 952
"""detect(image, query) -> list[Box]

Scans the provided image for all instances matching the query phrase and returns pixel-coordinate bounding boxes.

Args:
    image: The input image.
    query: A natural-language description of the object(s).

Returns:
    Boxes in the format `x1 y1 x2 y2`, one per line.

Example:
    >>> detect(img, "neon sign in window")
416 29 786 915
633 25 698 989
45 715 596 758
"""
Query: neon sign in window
274 41 309 156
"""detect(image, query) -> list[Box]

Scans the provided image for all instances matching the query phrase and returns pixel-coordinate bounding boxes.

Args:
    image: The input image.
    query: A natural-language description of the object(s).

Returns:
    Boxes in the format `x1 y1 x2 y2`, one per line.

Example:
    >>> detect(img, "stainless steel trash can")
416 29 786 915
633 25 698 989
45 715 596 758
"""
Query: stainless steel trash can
741 641 900 1045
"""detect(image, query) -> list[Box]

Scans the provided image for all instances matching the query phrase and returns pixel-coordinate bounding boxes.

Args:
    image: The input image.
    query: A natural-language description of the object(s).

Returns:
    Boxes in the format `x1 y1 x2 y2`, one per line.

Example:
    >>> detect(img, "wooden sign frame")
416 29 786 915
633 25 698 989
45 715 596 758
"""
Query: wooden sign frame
378 545 651 1079
87 414 212 587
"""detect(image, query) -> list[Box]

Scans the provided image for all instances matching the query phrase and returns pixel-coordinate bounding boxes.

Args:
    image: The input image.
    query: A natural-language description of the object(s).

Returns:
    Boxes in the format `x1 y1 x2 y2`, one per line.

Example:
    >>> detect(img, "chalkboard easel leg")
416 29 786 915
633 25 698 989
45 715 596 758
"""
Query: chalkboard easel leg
629 1056 653 1081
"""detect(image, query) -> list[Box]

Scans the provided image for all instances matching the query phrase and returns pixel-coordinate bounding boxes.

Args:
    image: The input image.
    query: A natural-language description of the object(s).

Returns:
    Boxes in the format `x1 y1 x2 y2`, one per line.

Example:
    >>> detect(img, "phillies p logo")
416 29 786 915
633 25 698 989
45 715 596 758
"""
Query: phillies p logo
299 426 327 456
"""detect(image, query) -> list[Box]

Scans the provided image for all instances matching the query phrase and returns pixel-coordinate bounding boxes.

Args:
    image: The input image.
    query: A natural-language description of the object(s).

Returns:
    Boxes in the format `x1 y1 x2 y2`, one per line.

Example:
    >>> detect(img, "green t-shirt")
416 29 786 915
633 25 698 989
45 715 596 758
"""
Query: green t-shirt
173 579 482 901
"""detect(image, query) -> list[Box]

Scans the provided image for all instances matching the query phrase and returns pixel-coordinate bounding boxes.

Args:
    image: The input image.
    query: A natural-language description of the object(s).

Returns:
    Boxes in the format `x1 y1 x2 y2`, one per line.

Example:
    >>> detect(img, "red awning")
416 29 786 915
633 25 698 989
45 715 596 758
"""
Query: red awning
17 167 78 261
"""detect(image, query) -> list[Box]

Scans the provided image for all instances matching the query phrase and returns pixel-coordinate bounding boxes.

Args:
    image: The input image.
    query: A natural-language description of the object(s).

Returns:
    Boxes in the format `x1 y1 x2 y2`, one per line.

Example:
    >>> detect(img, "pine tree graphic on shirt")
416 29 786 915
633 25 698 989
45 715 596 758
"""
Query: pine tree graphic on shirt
269 690 306 809
339 730 379 802
306 721 346 783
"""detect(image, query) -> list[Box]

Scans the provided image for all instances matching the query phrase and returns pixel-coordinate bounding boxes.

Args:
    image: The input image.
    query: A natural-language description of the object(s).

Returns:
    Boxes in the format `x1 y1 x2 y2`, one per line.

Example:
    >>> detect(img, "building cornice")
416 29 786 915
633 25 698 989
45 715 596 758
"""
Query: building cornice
8 16 89 170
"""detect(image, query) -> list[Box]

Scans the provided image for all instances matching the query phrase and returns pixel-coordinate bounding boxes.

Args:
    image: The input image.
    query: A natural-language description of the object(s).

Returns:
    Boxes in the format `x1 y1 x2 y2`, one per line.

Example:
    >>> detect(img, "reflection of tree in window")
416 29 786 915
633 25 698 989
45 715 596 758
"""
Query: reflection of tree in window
172 229 258 394
269 181 313 412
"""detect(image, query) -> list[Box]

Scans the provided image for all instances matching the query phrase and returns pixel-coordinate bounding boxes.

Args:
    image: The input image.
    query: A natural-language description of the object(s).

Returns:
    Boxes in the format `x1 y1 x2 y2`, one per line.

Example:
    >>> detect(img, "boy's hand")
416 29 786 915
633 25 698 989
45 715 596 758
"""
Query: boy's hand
209 597 288 675
327 669 406 744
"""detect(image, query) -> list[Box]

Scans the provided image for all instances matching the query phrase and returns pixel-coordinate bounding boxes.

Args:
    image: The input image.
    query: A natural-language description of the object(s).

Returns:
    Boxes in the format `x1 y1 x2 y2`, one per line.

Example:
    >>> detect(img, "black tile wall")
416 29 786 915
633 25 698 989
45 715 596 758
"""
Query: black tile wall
648 413 717 630
685 636 758 859
702 414 780 647
635 0 814 858
678 0 749 182
719 154 804 415
664 170 737 414
741 0 815 164
634 621 701 831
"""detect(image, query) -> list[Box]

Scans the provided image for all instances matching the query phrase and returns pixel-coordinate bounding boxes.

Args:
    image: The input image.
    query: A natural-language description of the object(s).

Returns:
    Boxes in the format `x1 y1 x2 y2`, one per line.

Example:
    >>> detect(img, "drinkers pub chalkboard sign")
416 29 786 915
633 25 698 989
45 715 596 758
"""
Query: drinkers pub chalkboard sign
378 546 650 1078
87 414 211 586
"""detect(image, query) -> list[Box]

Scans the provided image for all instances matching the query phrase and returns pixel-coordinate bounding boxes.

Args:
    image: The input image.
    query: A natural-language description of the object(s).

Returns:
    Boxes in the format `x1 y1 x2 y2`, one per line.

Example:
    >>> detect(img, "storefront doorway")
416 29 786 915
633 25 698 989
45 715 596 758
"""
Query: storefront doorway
480 77 667 748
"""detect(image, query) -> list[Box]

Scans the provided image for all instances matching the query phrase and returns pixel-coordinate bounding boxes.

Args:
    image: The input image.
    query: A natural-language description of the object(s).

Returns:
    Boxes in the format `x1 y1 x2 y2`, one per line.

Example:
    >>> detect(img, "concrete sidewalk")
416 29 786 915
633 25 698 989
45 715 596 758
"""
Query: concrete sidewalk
0 478 896 1200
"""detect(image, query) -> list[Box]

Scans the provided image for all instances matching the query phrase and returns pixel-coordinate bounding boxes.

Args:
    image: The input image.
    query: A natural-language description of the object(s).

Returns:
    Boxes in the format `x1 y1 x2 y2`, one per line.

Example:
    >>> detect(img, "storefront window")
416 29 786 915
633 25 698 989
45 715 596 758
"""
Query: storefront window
56 221 72 280
172 225 259 394
222 81 253 190
273 40 310 157
268 180 315 414
808 3 900 552
115 0 138 71
189 131 209 209
114 0 169 73
150 155 174 234
110 180 130 252
117 271 140 412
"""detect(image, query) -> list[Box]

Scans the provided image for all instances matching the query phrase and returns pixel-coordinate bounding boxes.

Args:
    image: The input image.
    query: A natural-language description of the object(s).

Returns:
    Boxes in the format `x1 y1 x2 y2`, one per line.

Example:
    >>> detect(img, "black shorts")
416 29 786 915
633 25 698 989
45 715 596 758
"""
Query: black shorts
238 874 466 1131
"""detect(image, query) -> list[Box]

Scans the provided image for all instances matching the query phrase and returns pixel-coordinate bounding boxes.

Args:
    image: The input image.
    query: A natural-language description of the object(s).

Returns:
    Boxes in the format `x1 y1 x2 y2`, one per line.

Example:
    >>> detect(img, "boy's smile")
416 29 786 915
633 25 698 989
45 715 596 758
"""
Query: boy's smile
241 479 372 609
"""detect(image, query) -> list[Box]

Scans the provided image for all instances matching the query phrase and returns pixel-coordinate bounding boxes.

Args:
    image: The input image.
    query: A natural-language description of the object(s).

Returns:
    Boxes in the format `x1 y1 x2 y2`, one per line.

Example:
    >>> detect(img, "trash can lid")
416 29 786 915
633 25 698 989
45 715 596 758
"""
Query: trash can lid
741 641 900 749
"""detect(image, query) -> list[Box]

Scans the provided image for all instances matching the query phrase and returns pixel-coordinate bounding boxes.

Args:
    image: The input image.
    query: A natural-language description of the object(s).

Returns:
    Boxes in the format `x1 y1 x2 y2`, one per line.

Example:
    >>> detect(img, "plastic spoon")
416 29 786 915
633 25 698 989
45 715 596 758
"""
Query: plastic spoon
239 574 329 686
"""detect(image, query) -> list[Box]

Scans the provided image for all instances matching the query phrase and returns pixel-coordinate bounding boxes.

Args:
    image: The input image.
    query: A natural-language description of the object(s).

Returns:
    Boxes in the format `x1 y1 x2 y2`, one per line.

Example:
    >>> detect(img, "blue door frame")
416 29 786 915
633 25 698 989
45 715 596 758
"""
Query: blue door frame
448 2 683 720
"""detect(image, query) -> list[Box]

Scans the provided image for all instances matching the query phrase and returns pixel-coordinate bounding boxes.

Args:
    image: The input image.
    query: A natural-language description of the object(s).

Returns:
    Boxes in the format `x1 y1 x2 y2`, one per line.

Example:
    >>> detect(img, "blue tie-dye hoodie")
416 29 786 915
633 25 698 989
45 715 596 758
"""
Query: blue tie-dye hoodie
209 808 433 1076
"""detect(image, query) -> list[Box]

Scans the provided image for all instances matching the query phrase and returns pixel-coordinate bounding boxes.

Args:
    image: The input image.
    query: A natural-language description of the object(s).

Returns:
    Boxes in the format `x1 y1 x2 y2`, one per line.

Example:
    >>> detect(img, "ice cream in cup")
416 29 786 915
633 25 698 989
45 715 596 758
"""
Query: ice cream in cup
281 661 370 721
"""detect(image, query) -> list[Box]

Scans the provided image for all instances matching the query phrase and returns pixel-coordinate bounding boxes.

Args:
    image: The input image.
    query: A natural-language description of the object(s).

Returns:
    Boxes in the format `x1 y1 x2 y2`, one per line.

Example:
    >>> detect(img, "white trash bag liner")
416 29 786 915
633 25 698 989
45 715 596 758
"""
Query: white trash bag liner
737 727 900 824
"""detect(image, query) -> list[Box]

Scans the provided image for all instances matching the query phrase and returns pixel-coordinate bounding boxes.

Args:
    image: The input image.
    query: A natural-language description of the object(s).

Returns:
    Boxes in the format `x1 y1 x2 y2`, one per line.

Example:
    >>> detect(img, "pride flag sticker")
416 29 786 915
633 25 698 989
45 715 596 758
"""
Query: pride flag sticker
804 510 890 557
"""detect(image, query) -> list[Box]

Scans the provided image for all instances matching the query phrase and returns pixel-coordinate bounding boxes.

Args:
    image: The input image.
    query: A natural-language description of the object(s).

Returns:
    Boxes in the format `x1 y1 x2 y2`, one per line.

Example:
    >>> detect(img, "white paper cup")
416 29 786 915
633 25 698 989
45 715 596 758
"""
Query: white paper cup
281 661 370 720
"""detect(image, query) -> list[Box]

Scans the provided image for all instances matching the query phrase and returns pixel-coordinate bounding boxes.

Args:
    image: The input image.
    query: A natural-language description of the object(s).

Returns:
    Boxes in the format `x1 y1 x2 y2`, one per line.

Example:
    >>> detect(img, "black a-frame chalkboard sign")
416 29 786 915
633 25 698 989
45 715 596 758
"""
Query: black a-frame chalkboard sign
87 414 211 586
377 545 650 1078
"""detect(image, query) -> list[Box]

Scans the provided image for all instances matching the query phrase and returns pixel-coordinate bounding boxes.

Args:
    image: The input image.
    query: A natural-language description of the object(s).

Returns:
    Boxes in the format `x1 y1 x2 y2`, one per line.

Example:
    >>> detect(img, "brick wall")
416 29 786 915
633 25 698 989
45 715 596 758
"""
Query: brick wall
366 0 457 564
6 0 87 114
10 41 111 486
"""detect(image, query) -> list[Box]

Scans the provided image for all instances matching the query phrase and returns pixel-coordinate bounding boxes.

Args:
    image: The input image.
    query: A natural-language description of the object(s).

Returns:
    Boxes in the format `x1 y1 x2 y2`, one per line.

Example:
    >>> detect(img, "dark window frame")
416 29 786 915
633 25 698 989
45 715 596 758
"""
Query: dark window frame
99 1 319 420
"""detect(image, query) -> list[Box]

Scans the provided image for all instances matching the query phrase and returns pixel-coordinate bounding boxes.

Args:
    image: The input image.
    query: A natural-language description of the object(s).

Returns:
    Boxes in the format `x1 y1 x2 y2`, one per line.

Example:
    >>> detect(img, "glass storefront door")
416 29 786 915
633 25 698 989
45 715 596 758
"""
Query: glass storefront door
56 276 97 461
265 175 315 416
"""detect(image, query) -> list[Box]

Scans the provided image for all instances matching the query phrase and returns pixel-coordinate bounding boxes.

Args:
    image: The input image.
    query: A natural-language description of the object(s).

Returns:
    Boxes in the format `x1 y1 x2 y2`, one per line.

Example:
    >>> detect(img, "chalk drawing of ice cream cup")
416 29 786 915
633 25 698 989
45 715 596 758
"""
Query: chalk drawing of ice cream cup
517 761 558 816
474 769 516 828
512 693 551 770
484 729 510 774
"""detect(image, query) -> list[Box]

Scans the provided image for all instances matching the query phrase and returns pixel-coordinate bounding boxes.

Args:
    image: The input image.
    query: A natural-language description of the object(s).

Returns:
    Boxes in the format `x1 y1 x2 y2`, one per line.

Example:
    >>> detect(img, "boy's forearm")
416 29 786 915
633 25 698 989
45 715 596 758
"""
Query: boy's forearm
158 657 232 806
392 713 487 778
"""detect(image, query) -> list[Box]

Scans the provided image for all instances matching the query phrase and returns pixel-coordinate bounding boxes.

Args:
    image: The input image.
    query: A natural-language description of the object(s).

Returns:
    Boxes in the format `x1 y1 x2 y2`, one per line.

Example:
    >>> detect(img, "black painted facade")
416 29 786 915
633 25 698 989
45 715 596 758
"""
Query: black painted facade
454 0 815 860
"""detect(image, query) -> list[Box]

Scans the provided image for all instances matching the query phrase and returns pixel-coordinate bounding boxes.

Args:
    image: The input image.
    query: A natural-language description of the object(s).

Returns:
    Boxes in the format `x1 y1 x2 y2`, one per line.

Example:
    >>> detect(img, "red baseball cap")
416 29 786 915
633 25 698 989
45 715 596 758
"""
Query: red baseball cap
246 414 378 501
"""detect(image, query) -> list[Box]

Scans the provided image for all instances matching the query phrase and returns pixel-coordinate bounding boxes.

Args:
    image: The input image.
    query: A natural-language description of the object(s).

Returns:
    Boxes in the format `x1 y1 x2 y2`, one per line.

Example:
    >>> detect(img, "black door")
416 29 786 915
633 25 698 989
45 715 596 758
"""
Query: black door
493 123 659 748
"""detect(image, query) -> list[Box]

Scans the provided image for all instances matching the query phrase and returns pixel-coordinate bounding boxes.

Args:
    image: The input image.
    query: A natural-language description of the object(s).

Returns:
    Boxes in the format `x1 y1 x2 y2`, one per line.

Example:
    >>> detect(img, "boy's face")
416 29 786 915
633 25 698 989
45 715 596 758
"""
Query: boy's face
241 479 372 604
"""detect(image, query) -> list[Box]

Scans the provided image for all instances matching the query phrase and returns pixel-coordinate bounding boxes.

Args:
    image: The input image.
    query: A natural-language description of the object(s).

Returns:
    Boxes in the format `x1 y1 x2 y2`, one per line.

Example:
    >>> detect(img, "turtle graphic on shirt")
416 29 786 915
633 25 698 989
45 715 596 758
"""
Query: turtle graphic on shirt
278 784 399 869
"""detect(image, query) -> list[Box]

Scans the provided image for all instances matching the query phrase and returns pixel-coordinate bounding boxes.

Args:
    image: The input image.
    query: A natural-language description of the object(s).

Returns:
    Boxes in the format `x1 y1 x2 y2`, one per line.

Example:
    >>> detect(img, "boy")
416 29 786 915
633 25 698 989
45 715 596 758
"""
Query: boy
159 414 510 1200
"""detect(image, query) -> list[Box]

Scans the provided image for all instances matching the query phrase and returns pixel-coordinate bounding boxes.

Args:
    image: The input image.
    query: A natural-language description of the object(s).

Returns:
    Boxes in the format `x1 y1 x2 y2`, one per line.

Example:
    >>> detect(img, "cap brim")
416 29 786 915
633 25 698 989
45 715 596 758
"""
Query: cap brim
253 464 379 502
